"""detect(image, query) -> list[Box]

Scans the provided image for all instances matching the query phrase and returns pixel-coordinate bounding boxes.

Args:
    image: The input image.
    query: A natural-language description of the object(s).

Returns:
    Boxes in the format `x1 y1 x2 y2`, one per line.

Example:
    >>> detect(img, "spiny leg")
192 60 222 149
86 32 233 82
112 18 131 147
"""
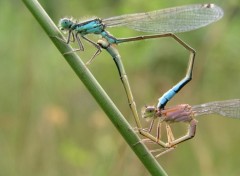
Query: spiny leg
149 123 177 158
168 119 197 147
138 129 169 148
82 35 102 64
63 32 85 55
51 30 75 46
148 118 155 133
136 118 175 149
68 30 76 43
156 119 162 141
75 32 84 50
61 32 101 61
166 123 175 144
139 119 162 145
132 118 155 133
154 146 176 158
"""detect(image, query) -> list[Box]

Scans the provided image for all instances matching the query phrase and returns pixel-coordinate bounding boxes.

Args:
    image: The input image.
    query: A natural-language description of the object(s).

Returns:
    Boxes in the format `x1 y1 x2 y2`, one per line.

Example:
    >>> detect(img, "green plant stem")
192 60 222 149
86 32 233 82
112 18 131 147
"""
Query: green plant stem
22 0 168 175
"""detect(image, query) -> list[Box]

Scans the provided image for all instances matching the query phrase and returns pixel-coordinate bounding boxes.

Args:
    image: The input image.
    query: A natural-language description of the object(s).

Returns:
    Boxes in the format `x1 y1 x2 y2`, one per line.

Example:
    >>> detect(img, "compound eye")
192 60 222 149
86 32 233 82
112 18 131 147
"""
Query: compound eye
148 109 153 112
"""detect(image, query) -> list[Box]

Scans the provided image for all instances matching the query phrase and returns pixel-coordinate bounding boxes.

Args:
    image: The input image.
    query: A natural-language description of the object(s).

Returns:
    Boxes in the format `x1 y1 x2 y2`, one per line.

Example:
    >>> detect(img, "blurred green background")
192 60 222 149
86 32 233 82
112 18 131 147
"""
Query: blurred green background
1 0 240 175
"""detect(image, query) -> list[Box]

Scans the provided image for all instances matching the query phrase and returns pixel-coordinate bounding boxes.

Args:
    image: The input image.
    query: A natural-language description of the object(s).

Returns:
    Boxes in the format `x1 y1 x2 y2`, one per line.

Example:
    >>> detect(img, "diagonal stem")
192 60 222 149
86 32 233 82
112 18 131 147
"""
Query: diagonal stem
21 0 168 175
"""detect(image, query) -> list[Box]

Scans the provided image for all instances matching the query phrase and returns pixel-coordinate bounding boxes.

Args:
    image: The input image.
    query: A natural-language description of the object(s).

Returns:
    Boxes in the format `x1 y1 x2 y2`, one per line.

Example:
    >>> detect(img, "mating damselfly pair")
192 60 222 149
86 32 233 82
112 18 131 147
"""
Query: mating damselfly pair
58 3 240 157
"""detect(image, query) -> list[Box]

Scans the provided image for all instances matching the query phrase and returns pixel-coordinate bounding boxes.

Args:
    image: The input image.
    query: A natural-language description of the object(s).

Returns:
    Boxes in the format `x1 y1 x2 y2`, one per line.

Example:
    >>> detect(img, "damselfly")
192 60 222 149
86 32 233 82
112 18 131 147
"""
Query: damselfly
59 3 223 62
98 37 195 130
142 99 240 157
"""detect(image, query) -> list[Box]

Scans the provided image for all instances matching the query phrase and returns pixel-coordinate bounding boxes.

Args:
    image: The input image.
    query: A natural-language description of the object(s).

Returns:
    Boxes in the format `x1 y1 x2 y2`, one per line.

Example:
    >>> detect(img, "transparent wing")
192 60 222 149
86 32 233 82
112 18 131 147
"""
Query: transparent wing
192 99 240 119
102 4 223 34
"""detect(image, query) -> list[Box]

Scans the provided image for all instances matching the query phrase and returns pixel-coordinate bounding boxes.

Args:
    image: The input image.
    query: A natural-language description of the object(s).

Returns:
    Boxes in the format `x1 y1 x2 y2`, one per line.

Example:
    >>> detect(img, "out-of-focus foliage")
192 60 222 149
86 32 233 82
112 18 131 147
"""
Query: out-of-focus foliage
0 0 240 175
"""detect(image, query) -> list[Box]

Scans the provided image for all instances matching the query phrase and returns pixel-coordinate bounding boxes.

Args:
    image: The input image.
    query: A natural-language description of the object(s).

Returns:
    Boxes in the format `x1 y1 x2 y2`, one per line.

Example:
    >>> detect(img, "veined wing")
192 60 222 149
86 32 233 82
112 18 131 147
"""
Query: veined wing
102 4 223 34
192 99 240 119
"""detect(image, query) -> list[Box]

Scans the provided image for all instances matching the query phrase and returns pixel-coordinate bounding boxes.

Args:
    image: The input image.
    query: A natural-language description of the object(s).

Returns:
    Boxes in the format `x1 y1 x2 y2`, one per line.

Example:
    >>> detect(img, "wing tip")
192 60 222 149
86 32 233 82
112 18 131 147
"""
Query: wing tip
202 3 224 19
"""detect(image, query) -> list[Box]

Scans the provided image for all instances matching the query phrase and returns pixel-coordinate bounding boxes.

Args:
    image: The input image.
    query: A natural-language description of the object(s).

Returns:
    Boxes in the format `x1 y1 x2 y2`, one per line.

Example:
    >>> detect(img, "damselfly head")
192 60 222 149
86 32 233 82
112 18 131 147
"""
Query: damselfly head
59 18 74 30
141 105 157 121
